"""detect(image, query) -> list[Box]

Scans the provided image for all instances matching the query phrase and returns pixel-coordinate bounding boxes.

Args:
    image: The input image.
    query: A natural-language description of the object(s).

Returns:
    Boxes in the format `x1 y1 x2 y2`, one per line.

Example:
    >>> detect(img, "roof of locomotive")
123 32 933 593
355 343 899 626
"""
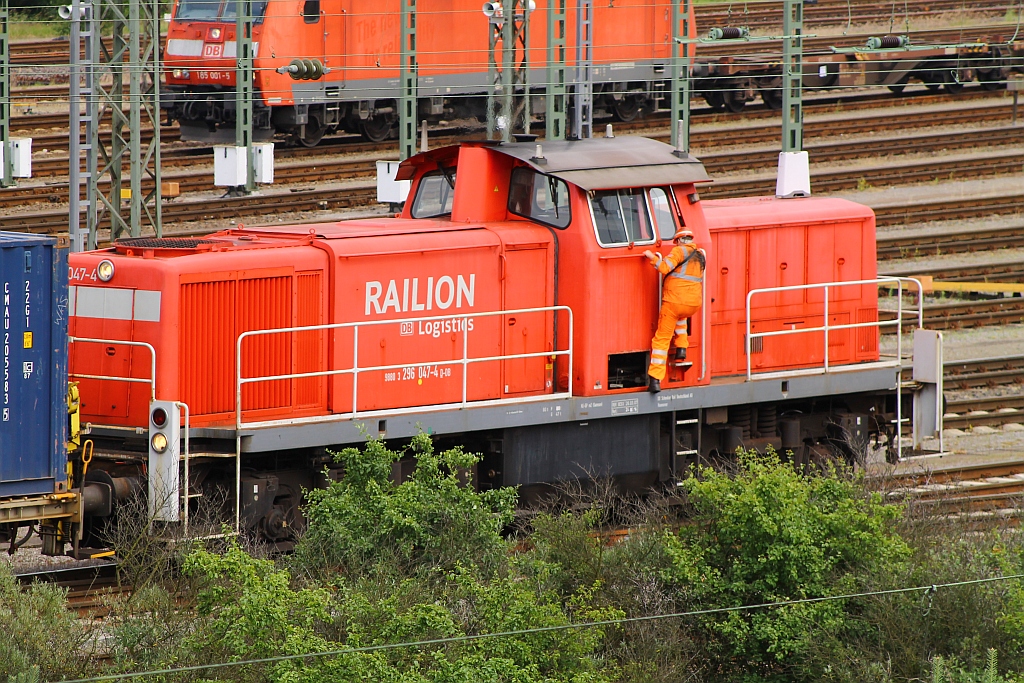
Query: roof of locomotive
398 136 710 190
701 195 875 230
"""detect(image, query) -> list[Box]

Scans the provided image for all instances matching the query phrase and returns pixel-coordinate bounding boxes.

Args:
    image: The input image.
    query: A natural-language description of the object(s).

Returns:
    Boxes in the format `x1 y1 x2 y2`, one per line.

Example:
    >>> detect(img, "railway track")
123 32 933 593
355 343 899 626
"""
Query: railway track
881 258 1024 284
878 223 1024 260
7 95 1021 215
14 562 128 617
885 460 1024 517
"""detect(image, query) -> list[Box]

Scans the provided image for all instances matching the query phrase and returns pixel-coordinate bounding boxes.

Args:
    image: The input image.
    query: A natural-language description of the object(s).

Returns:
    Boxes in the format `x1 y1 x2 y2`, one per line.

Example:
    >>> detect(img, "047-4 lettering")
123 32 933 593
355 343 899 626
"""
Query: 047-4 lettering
383 365 453 383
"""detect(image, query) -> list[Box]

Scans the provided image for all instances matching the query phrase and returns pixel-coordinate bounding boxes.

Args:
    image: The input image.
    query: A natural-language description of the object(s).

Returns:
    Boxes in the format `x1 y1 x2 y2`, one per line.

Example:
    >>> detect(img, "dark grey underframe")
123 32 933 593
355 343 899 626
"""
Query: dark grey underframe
142 365 897 452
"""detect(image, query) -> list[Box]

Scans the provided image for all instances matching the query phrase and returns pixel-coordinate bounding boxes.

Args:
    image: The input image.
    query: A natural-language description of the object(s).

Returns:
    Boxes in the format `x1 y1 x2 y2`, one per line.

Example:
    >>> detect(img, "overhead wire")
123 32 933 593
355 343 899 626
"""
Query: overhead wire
57 572 1024 683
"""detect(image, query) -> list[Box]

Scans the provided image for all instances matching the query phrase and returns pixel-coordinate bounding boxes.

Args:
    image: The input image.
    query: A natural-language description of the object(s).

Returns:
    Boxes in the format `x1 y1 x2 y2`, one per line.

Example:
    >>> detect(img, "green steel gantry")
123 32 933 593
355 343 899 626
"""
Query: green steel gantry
0 0 12 187
82 0 163 249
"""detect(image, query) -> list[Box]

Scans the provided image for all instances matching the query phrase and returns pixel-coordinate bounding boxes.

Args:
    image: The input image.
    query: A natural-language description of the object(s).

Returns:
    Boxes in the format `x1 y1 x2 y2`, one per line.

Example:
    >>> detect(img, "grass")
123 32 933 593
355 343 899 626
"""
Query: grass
9 13 67 41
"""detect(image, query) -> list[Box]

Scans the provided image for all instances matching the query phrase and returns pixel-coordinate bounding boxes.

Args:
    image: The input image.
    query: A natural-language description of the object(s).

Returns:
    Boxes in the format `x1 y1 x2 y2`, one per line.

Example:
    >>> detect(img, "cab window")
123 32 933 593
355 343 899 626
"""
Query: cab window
177 0 268 21
508 167 571 229
590 188 655 247
410 171 456 218
649 187 678 241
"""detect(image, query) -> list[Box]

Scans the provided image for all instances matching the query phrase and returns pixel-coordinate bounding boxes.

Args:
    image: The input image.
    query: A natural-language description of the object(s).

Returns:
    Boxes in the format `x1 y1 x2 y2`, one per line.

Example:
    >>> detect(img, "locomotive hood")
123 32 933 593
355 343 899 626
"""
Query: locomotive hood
398 136 710 190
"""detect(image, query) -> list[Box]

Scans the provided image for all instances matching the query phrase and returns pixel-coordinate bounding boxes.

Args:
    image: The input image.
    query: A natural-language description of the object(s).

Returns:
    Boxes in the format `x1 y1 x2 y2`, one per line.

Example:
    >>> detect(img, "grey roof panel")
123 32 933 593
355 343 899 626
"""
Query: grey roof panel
395 137 710 189
490 136 711 189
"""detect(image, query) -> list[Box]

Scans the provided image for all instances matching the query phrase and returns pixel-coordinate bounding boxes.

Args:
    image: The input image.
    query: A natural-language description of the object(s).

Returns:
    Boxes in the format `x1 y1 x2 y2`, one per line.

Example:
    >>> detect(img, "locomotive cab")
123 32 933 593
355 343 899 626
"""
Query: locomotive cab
396 136 713 398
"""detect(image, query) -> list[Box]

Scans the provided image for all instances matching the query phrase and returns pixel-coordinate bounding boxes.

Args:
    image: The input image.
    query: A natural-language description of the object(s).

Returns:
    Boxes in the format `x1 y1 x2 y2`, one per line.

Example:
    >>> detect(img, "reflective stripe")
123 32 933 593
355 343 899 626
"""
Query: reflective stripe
134 290 162 322
76 286 133 321
650 358 666 365
651 349 669 357
668 272 704 282
654 257 664 268
166 38 203 56
73 286 162 323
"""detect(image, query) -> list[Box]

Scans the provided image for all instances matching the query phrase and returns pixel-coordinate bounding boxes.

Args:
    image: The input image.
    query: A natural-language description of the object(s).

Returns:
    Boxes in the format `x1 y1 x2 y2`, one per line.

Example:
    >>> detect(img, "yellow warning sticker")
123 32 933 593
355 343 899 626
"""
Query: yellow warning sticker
23 332 32 349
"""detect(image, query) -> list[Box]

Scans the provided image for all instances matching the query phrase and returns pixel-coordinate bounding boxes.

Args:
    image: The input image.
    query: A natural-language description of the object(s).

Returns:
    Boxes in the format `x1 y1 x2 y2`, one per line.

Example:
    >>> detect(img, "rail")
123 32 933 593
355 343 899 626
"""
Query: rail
67 337 157 401
744 277 924 382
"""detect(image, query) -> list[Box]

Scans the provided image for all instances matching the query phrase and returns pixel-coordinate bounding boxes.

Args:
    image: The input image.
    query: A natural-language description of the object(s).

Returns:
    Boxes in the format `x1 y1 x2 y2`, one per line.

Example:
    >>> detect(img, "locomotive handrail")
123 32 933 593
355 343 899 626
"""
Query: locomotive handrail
68 336 157 401
744 277 925 382
234 305 574 434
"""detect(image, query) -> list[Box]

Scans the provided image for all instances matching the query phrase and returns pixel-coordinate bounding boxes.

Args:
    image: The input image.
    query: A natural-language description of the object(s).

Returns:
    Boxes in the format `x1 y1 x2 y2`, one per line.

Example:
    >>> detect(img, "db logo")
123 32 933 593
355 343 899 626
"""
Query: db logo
400 322 414 336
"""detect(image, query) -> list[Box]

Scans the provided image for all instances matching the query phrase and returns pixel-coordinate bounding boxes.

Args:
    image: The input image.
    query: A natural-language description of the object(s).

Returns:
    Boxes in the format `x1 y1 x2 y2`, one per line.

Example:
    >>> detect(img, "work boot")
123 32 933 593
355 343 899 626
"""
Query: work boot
675 348 687 361
648 378 661 393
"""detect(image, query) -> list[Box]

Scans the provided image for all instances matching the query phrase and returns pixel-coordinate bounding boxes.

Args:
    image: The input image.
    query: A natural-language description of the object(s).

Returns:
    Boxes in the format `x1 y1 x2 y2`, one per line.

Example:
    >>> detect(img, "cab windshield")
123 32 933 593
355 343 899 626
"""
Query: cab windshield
174 0 268 21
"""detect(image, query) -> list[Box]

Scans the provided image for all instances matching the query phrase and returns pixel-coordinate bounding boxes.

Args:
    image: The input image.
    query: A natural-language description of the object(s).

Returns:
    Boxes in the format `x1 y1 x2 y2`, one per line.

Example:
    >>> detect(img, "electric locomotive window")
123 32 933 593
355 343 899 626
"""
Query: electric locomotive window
507 167 571 229
302 0 320 22
174 0 222 20
649 187 679 241
411 171 457 218
590 188 655 247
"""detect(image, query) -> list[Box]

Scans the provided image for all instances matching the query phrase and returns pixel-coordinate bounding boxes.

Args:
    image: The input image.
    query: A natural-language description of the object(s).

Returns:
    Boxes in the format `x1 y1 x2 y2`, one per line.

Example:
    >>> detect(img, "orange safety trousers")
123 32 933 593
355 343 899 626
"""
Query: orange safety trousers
648 300 700 381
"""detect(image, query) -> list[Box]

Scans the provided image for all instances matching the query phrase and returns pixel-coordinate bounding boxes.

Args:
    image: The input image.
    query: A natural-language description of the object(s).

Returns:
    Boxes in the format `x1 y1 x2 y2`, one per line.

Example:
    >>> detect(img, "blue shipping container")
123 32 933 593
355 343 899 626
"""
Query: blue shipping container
0 233 68 498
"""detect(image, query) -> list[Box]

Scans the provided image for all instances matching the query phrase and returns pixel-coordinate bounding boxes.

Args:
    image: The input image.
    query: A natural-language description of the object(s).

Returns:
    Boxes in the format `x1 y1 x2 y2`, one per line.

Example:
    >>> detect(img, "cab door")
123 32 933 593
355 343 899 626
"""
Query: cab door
502 246 550 395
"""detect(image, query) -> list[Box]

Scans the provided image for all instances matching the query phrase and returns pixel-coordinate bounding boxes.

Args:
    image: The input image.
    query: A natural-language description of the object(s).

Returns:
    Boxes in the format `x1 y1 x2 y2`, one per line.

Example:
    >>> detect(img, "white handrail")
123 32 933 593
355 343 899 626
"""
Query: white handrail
744 277 924 381
234 305 574 432
68 336 157 401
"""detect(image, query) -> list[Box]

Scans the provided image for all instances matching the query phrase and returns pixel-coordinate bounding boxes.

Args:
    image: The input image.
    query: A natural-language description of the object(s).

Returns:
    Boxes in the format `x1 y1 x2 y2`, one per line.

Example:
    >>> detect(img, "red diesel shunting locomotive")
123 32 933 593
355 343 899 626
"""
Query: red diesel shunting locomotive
67 136 902 543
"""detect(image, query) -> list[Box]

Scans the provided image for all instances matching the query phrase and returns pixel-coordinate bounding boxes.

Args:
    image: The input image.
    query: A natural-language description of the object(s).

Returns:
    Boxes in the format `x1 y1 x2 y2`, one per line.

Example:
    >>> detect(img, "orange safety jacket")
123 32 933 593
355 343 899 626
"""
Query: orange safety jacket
652 244 704 308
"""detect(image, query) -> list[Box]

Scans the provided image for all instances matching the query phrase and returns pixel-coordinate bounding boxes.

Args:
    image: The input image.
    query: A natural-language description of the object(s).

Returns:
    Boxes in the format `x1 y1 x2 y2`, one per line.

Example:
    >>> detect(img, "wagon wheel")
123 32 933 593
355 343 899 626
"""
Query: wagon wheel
887 77 908 95
978 68 1005 91
760 84 783 110
294 115 326 148
703 90 725 111
613 95 644 122
723 90 747 113
943 70 965 95
360 114 393 143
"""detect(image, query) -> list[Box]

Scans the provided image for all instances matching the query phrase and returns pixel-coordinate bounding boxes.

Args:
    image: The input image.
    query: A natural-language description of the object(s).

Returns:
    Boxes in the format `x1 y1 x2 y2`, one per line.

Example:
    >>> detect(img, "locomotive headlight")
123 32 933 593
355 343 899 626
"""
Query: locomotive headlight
97 259 115 282
151 432 168 453
172 68 183 78
210 27 221 39
181 69 190 78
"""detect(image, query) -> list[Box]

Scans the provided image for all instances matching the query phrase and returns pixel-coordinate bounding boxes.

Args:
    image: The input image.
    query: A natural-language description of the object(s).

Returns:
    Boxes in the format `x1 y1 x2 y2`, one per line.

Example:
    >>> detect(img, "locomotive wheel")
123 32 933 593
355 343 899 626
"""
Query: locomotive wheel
723 90 746 113
703 91 725 111
924 81 942 93
613 96 643 122
295 116 326 147
360 114 393 142
887 83 906 95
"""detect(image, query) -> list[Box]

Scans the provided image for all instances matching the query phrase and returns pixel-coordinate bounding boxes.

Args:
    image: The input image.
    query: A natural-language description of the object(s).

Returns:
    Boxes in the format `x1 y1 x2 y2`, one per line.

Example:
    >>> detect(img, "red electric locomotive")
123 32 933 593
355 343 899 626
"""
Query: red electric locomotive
161 0 696 144
67 136 921 544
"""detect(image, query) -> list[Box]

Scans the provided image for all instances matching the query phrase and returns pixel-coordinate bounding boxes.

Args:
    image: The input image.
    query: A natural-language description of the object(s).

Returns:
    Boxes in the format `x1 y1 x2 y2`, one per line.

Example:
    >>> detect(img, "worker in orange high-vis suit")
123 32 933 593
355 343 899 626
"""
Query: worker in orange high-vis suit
643 228 705 393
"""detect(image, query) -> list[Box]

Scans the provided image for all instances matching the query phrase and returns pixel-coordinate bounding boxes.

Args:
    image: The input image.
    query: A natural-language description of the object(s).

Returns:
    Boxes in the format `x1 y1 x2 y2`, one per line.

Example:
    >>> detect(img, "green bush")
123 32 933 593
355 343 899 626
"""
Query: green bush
0 564 93 681
161 435 618 682
660 448 909 681
295 434 517 578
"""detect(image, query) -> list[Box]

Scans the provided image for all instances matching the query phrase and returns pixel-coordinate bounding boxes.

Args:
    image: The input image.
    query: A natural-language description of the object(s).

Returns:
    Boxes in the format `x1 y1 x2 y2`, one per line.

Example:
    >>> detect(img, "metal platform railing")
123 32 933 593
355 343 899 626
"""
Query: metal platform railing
235 305 574 432
744 277 924 382
234 305 573 532
68 336 157 401
67 337 209 533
